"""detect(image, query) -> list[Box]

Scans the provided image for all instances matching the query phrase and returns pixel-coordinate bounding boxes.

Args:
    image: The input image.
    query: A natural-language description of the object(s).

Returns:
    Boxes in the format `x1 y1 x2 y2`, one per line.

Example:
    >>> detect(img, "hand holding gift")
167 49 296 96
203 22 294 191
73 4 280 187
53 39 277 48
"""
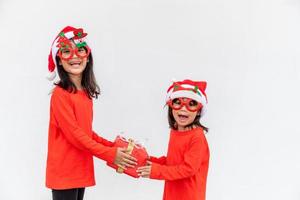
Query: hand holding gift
108 135 149 178
114 147 138 169
137 161 152 178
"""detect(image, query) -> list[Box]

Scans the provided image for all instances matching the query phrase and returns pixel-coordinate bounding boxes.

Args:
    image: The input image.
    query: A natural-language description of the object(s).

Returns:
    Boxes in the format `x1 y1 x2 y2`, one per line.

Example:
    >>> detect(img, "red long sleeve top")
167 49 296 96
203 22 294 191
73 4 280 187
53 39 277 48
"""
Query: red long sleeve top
46 86 117 189
150 127 210 200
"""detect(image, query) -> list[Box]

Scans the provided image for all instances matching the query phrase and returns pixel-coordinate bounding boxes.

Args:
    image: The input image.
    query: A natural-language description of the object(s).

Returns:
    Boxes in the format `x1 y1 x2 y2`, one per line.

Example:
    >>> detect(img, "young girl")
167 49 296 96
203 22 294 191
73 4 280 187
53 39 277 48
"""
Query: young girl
46 26 137 200
137 79 210 200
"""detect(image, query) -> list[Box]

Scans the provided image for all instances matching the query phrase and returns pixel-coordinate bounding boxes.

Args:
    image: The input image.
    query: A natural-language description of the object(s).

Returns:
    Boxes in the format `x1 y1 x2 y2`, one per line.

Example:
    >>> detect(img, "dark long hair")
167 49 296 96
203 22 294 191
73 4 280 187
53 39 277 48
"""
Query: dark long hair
54 53 100 99
168 107 208 132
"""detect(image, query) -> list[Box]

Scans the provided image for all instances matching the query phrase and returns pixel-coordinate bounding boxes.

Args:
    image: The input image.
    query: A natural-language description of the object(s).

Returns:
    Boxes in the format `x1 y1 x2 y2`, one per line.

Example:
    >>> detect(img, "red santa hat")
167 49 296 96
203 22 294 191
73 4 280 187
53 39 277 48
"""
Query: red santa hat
47 26 89 80
166 79 208 116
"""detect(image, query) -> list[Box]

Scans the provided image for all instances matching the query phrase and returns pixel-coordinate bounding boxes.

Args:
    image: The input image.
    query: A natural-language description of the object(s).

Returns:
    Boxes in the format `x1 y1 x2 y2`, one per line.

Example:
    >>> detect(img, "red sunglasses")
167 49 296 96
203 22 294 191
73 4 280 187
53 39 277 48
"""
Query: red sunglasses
167 97 202 112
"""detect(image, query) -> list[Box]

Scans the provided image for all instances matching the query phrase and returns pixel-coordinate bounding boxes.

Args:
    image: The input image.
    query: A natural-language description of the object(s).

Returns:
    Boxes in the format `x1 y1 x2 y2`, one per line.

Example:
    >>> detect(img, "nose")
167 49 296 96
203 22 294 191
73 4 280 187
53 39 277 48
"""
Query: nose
181 104 189 111
72 51 79 58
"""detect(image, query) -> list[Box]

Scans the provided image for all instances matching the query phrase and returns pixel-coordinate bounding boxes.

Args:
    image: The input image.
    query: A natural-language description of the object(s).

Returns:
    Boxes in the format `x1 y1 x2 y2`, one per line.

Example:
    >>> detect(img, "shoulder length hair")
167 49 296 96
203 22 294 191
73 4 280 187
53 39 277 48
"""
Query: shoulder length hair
54 53 100 99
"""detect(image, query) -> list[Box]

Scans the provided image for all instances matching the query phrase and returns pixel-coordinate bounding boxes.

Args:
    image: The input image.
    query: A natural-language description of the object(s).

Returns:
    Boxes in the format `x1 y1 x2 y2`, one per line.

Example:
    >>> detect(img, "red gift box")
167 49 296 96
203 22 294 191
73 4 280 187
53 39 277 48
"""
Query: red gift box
107 135 148 178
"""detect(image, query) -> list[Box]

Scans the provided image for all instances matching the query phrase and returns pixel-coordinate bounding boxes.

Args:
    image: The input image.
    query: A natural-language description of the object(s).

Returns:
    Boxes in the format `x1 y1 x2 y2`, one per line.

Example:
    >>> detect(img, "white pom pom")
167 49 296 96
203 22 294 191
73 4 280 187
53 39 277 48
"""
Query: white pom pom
47 71 56 81
200 105 207 117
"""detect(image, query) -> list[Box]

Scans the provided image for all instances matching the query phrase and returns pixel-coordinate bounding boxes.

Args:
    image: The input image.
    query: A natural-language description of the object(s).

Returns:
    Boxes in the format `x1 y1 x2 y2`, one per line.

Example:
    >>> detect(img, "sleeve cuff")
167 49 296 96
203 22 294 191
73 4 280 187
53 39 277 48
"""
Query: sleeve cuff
149 156 156 162
150 162 161 179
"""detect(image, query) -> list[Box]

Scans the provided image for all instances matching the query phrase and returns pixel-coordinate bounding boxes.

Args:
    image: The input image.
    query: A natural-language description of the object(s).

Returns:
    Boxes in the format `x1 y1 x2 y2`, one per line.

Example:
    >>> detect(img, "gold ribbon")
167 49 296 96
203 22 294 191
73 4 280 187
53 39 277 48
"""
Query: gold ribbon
117 139 135 173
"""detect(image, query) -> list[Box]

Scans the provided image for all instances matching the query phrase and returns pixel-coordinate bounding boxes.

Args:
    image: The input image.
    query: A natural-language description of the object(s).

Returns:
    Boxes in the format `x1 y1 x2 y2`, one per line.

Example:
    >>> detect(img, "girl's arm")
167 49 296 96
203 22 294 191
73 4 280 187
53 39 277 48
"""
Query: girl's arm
138 134 207 180
92 131 115 147
51 90 117 163
148 156 167 165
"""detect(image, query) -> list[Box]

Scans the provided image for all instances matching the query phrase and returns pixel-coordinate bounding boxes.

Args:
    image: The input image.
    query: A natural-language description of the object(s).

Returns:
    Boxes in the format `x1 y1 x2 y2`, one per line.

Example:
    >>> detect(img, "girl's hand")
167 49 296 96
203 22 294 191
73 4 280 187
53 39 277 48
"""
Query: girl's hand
137 161 152 178
114 147 137 169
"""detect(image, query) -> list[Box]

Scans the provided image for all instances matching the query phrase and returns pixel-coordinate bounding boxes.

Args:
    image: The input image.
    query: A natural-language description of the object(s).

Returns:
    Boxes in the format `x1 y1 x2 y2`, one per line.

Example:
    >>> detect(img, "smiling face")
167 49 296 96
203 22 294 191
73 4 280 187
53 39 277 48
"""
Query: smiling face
58 42 89 77
170 98 200 131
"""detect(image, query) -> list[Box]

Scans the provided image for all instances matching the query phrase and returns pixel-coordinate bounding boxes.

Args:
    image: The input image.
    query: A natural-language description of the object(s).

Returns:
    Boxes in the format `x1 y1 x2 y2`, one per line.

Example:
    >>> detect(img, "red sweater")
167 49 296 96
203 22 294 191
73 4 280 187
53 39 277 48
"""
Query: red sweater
46 86 117 189
150 128 209 200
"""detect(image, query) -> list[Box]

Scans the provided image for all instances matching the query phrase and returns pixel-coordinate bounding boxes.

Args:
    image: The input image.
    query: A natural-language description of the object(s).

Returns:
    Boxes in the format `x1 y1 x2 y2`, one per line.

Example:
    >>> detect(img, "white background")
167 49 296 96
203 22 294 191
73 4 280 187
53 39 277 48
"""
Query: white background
0 0 300 199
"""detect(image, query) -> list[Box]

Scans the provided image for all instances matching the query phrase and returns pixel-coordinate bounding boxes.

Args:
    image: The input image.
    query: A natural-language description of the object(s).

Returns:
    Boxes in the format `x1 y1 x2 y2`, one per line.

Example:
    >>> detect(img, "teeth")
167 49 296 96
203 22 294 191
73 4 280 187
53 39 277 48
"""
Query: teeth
178 114 188 118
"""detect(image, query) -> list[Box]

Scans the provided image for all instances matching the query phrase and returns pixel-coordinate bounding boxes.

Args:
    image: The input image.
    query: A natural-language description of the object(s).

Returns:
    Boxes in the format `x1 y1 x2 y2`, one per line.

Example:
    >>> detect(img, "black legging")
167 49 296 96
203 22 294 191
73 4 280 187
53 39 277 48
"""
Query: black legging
52 188 85 200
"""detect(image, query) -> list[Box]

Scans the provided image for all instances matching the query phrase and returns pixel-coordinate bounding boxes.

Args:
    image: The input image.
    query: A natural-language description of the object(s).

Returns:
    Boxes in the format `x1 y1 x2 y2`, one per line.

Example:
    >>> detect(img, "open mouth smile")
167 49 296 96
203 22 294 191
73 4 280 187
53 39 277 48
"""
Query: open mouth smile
69 61 82 67
177 113 190 121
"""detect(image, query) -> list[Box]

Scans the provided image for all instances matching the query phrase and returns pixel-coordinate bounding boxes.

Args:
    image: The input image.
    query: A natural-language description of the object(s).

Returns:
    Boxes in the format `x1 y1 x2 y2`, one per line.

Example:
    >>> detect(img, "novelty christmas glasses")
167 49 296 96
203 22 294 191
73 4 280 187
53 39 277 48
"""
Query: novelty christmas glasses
57 38 90 61
168 97 202 112
55 29 90 61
